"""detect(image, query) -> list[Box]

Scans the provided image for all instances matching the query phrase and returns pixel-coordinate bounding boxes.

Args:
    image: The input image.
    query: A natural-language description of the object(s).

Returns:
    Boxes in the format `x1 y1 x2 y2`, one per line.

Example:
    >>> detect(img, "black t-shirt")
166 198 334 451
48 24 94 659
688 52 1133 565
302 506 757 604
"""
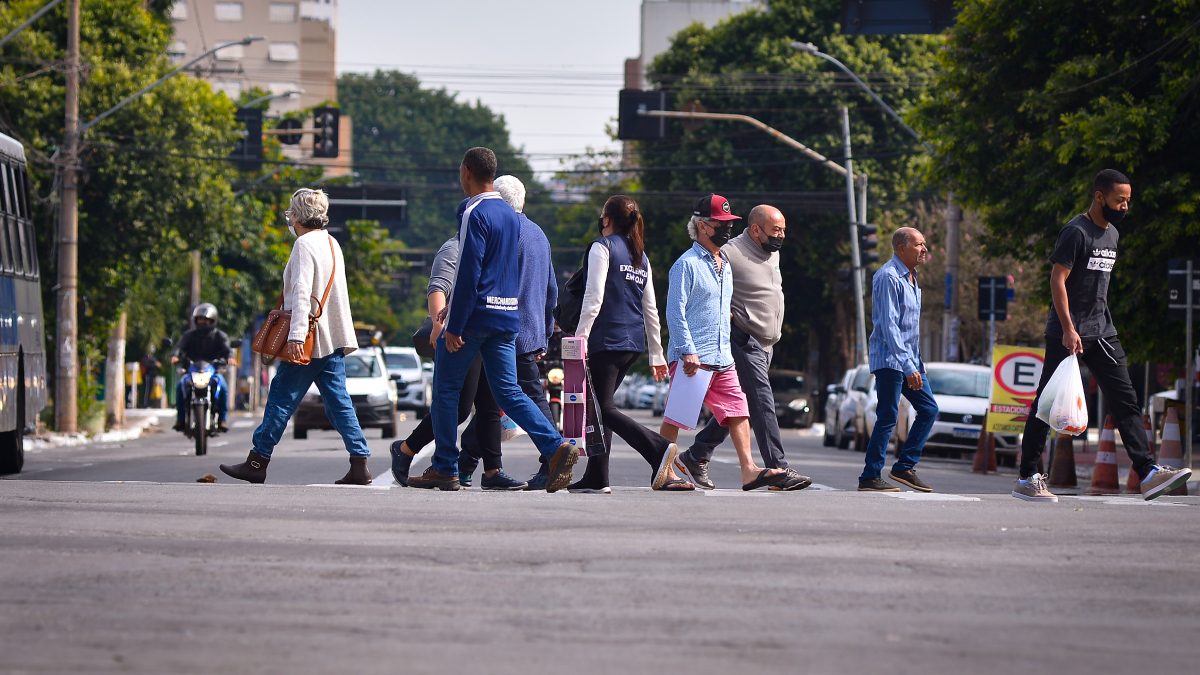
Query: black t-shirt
1045 214 1119 339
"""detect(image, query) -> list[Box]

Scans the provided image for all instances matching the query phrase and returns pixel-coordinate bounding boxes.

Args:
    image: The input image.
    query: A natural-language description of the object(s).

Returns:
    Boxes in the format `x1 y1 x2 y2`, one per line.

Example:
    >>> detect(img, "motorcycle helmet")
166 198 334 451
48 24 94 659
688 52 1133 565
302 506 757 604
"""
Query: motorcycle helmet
192 303 219 329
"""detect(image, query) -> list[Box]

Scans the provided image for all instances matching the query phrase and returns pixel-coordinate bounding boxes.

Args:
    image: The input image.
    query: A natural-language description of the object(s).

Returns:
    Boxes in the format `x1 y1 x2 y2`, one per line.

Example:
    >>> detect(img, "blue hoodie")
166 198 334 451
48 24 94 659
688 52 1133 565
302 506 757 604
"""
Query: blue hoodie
445 193 522 336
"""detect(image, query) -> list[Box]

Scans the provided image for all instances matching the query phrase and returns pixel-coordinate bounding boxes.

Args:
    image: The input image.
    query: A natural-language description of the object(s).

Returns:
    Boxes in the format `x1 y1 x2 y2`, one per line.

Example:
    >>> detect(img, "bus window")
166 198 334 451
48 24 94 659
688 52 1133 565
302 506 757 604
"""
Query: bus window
17 166 29 219
23 221 37 277
0 164 9 215
0 216 10 272
11 216 24 275
8 165 22 219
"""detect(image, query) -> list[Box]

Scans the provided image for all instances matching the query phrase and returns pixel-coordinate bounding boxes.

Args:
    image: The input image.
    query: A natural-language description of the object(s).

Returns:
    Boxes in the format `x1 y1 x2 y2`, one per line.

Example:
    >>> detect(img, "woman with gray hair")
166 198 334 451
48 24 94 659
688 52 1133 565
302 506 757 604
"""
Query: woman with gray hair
220 188 372 485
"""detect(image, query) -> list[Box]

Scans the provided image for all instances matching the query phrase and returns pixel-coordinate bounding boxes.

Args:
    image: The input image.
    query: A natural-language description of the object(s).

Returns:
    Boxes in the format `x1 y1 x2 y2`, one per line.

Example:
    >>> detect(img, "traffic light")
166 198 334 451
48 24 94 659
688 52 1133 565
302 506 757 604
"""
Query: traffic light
617 89 667 140
231 108 262 171
312 107 340 158
857 223 879 266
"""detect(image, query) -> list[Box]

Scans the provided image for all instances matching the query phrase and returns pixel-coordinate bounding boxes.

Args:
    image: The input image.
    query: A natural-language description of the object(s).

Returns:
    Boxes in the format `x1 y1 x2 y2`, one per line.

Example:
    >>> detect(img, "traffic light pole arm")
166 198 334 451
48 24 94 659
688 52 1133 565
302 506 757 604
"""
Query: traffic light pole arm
79 37 264 135
638 109 864 185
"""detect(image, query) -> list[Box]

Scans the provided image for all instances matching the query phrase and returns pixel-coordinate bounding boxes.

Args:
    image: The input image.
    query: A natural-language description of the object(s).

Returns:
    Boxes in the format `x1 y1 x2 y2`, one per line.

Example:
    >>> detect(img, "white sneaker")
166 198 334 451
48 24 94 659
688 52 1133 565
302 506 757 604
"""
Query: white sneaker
1011 473 1058 502
1140 465 1192 501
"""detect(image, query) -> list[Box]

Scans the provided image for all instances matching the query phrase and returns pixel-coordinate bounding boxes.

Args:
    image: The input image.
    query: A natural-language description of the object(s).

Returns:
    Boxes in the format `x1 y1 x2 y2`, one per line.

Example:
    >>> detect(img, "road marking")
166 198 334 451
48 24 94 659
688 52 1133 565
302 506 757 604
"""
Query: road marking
1063 496 1186 507
232 421 255 428
882 492 981 502
304 483 392 490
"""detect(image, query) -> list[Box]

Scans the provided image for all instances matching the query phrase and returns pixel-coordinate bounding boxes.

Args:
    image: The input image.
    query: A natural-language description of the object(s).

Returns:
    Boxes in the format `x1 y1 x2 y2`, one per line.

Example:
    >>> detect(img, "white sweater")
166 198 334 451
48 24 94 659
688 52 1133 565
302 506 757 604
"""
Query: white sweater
574 244 667 366
282 230 358 358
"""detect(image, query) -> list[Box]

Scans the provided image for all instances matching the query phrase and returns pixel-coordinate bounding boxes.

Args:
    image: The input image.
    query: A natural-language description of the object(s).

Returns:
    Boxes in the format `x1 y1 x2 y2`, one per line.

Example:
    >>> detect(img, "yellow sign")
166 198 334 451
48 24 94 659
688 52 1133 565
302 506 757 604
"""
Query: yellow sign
987 345 1046 434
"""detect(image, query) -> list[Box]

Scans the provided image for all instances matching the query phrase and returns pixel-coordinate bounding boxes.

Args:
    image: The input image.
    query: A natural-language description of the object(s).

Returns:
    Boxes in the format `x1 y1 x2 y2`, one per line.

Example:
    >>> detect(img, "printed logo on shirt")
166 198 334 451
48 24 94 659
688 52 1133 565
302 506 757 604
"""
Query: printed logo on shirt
485 296 519 311
1086 248 1116 272
620 264 647 285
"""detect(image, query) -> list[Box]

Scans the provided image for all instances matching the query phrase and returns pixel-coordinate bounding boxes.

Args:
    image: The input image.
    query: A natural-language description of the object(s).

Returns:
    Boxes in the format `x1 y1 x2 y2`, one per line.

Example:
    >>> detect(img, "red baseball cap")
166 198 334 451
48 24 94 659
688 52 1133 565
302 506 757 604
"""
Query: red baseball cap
692 193 741 221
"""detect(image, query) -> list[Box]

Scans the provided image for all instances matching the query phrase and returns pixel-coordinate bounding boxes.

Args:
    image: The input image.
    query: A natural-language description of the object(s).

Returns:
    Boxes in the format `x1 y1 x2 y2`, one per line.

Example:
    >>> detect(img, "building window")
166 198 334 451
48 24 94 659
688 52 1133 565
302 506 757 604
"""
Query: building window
268 42 299 62
171 1 187 20
167 40 187 64
214 41 244 60
211 81 242 99
269 3 297 23
214 2 243 22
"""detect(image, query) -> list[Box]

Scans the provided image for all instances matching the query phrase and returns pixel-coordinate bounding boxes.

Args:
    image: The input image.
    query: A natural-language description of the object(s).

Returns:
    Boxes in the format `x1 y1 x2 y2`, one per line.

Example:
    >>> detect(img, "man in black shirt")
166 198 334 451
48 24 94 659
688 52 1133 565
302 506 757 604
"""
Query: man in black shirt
171 303 232 433
1013 170 1192 502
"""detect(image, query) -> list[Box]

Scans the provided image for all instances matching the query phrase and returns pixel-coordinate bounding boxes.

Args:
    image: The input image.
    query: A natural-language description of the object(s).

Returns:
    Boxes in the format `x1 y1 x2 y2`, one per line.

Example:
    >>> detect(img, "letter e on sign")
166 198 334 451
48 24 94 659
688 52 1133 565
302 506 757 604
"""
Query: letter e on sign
995 352 1044 397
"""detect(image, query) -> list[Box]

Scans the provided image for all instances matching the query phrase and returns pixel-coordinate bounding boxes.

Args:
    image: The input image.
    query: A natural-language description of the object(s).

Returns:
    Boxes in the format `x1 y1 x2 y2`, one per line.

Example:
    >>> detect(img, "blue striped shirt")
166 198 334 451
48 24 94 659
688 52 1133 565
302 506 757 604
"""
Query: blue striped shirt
666 241 734 368
868 255 924 376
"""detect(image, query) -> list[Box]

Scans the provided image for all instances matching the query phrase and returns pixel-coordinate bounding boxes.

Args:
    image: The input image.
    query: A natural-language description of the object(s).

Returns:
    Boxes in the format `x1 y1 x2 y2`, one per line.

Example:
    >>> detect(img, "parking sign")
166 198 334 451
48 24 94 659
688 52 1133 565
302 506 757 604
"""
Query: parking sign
986 345 1045 434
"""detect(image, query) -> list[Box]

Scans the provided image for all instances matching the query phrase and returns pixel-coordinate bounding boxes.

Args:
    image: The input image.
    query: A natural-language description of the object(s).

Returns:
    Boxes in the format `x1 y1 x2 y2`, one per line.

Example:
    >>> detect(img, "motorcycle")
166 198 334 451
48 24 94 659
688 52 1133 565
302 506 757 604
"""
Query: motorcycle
539 329 564 432
174 339 240 456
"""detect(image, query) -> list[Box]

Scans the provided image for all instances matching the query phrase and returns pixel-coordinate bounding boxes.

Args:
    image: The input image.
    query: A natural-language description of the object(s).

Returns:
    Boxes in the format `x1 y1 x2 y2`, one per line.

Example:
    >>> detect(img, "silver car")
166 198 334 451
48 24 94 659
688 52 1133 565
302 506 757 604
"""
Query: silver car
824 366 873 450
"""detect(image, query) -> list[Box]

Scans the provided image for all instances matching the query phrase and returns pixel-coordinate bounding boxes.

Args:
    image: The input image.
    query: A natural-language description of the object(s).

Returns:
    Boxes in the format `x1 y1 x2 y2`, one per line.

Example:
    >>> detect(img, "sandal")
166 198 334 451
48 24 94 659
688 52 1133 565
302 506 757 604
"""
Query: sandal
655 477 695 491
742 469 786 491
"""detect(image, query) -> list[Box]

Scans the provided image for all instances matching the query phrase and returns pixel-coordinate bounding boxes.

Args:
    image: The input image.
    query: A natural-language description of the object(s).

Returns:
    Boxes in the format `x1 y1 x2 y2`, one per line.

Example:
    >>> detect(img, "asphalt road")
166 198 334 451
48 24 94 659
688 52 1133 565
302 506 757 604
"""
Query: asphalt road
2 411 1198 674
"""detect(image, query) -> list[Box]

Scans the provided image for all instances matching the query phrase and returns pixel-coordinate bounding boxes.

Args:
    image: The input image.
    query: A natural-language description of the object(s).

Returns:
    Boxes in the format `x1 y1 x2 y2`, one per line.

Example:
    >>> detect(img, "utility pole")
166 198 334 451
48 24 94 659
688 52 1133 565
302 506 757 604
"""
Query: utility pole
189 250 201 328
841 107 868 365
944 195 962 361
55 0 80 433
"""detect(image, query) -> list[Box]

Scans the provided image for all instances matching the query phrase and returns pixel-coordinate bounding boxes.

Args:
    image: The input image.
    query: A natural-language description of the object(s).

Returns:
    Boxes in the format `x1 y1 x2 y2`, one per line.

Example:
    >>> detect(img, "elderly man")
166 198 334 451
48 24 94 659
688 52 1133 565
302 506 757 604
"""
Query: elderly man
676 205 812 491
858 227 938 492
658 194 786 491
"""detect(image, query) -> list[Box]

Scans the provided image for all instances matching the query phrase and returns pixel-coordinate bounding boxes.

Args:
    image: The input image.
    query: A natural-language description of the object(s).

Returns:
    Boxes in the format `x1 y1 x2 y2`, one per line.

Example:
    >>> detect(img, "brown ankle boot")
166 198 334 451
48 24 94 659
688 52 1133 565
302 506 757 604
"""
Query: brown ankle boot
334 457 372 485
220 450 270 483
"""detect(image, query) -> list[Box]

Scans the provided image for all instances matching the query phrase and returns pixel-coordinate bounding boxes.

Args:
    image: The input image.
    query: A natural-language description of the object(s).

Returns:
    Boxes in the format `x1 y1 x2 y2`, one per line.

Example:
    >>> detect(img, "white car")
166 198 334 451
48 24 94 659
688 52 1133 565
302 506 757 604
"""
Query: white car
383 346 431 417
896 362 1019 458
294 346 398 438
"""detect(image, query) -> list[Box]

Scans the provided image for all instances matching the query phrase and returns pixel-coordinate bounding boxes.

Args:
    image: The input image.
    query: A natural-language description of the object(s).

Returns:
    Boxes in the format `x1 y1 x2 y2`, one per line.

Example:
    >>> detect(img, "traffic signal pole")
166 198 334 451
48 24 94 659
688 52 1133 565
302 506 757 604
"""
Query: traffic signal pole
841 107 868 365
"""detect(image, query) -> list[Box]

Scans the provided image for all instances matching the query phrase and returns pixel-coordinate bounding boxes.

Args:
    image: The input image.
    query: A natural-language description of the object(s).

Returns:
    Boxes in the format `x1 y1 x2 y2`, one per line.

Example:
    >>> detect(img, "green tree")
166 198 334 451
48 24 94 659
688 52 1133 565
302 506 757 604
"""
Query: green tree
634 0 938 381
913 0 1200 367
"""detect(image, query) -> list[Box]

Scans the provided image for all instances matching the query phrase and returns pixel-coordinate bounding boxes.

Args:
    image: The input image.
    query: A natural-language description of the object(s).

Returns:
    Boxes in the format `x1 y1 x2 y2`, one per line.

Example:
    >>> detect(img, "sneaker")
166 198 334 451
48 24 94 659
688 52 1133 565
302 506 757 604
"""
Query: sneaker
858 478 901 492
524 469 549 491
481 469 528 491
769 468 813 491
545 443 580 493
458 451 479 488
888 468 933 493
1011 473 1058 502
674 450 715 490
1140 465 1192 501
409 467 460 491
388 440 414 487
216 420 230 433
567 473 611 494
173 420 186 432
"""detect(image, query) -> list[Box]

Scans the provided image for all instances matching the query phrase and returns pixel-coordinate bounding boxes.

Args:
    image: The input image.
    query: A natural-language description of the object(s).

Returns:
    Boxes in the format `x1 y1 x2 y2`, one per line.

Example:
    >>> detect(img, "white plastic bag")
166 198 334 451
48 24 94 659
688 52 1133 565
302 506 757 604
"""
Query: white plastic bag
1035 355 1088 435
500 413 526 442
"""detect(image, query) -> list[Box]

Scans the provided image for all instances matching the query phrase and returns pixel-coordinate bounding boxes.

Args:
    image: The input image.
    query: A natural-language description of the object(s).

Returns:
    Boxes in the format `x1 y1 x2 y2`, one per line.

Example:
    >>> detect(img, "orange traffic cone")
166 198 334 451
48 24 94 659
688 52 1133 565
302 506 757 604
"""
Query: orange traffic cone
1047 432 1077 488
1158 407 1189 497
1088 415 1121 495
1126 414 1156 494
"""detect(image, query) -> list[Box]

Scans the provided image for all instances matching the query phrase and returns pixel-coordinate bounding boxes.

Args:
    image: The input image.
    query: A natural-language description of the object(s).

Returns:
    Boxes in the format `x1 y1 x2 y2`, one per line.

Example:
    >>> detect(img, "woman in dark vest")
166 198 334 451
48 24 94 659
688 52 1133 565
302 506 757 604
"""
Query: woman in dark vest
569 195 692 492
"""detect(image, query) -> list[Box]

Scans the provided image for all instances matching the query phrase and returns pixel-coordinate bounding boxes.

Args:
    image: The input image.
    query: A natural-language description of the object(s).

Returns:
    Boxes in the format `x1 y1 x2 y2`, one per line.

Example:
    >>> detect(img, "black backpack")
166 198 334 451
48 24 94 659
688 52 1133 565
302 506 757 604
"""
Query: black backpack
554 238 609 335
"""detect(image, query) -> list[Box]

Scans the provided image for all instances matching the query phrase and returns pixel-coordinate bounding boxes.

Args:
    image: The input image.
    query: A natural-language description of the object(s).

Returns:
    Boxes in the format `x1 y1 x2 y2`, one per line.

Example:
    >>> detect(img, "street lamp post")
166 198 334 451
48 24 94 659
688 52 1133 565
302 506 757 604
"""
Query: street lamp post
240 89 303 108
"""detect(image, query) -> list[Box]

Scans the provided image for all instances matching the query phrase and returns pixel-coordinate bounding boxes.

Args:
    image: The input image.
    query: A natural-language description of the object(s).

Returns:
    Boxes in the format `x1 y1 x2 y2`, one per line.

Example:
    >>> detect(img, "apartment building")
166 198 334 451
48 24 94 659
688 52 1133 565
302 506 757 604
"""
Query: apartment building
625 0 766 89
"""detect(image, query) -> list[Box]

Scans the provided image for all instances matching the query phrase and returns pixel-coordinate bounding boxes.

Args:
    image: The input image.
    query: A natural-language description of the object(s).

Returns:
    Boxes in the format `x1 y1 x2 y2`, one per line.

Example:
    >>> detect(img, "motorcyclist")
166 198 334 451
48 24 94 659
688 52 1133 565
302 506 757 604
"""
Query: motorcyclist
171 303 232 433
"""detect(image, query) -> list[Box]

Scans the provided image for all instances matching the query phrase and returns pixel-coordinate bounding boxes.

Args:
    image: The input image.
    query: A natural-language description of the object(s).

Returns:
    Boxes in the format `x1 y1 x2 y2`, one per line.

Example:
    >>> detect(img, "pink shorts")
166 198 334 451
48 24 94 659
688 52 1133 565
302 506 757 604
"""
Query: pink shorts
664 361 750 429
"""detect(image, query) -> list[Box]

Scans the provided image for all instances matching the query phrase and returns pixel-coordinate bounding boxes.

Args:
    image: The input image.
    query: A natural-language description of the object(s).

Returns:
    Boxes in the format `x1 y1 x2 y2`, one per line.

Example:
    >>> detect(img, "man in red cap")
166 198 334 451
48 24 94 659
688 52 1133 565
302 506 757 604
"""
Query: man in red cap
657 194 787 491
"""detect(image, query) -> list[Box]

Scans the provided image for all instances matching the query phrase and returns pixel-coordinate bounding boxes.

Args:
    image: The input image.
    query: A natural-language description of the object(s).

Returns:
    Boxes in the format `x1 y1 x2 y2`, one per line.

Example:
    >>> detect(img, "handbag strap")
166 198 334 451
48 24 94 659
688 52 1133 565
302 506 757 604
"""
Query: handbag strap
309 236 337 323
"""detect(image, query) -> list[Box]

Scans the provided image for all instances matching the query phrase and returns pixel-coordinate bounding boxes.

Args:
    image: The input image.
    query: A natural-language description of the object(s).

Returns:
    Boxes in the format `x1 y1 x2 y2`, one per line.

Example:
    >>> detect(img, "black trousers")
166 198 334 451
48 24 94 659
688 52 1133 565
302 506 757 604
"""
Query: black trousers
404 354 503 471
588 350 671 467
1020 336 1154 480
461 350 555 470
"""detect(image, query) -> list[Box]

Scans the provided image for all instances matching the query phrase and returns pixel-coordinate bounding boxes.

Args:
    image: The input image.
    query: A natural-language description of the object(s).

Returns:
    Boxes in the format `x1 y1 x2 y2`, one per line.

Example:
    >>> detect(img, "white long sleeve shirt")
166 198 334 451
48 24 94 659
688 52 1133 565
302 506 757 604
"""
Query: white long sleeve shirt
574 243 667 366
282 230 358 358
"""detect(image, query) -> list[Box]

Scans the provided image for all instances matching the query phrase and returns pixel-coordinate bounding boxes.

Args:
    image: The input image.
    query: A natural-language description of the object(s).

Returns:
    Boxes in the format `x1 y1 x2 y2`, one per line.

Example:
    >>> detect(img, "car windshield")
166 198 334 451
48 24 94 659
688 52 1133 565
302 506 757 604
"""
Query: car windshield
769 374 806 394
385 352 419 369
926 368 991 398
852 368 872 392
345 354 382 378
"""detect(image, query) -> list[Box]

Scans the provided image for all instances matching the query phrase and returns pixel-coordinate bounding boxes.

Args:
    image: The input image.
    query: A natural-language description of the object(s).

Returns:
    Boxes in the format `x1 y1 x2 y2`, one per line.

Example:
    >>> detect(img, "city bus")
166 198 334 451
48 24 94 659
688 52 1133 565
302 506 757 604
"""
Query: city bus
0 131 47 474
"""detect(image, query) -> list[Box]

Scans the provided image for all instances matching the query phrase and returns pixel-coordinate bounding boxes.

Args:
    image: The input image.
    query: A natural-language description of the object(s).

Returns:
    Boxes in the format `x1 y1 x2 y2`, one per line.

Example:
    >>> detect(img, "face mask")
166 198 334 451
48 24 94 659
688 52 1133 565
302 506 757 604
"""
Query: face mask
1101 203 1127 225
288 223 297 237
708 224 732 246
761 236 784 253
597 217 605 234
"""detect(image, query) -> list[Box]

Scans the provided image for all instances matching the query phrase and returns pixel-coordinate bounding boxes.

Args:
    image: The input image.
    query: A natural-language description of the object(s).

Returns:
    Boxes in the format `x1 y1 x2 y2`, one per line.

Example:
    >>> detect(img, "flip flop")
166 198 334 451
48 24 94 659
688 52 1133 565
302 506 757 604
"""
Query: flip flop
655 477 695 491
742 469 786 491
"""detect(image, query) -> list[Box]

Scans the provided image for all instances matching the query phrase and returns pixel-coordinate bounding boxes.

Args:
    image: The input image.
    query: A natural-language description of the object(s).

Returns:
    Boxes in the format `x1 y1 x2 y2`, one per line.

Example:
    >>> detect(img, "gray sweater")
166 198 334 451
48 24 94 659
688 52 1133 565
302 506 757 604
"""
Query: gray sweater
724 232 785 347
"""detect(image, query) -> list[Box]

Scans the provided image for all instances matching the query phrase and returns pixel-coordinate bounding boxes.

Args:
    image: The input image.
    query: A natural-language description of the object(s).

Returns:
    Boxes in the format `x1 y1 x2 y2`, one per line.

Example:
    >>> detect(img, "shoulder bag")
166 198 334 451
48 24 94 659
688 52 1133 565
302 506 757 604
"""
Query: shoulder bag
251 236 337 366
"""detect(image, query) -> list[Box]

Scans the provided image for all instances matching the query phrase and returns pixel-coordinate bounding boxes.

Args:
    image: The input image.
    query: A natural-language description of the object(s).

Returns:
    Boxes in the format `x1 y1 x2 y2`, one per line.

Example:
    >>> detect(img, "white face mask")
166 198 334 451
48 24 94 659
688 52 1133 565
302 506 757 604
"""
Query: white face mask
288 223 296 237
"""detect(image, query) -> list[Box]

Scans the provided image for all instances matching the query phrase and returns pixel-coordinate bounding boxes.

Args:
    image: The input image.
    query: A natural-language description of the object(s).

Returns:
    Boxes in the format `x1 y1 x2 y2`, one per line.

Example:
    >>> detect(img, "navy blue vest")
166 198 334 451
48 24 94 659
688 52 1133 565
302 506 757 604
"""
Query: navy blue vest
589 234 648 354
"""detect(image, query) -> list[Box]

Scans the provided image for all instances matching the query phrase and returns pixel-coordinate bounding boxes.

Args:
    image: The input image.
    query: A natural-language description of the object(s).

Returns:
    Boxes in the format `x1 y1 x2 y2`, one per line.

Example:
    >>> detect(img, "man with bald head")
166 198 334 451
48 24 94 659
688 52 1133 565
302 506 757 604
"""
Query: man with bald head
677 205 813 490
857 227 939 492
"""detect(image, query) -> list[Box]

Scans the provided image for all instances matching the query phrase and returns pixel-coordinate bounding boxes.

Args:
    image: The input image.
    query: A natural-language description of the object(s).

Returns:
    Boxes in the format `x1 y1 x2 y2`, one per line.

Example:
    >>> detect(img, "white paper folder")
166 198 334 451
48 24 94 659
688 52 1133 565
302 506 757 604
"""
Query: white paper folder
662 368 714 430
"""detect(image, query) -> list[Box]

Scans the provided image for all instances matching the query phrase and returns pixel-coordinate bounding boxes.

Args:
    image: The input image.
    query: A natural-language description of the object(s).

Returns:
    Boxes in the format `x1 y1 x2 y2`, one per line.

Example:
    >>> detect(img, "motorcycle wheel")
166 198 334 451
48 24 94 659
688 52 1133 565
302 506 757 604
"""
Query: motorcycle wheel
193 401 208 456
548 401 562 434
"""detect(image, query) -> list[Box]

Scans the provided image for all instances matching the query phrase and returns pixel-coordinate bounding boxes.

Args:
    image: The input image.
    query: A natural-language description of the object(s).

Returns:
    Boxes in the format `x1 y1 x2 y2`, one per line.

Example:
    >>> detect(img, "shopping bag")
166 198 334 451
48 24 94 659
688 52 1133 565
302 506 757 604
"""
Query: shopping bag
1036 355 1088 435
500 413 526 442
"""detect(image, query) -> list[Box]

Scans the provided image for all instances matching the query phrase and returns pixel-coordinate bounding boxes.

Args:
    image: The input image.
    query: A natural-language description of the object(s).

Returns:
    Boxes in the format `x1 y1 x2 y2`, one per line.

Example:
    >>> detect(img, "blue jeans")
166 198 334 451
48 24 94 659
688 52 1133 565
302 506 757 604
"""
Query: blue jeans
252 349 369 460
176 373 228 422
433 329 564 476
860 368 938 482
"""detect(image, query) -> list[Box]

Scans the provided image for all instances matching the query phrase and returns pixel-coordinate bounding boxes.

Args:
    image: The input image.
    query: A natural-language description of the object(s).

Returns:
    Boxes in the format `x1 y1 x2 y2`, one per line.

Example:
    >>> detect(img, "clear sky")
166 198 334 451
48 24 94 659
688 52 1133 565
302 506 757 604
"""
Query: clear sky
337 0 644 175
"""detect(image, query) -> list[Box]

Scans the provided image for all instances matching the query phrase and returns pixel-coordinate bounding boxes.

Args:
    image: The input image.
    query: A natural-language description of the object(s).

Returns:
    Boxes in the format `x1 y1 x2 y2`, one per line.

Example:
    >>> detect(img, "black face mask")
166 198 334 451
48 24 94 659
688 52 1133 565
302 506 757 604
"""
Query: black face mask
760 236 784 253
708 224 732 246
196 322 214 334
1101 203 1127 225
597 217 606 234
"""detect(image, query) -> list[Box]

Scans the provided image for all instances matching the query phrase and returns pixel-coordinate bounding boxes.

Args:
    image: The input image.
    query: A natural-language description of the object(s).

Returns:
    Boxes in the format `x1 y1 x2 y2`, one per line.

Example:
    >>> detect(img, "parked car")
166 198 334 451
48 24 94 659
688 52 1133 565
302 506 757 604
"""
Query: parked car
769 370 814 428
896 362 1019 459
294 346 398 439
831 366 876 451
383 346 431 417
823 367 857 447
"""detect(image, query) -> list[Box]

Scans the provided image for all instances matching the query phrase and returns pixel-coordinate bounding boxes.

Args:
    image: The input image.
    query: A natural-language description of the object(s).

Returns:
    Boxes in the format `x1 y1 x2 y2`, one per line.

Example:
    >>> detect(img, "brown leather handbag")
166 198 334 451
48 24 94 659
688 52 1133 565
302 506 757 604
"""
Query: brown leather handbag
251 236 337 366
